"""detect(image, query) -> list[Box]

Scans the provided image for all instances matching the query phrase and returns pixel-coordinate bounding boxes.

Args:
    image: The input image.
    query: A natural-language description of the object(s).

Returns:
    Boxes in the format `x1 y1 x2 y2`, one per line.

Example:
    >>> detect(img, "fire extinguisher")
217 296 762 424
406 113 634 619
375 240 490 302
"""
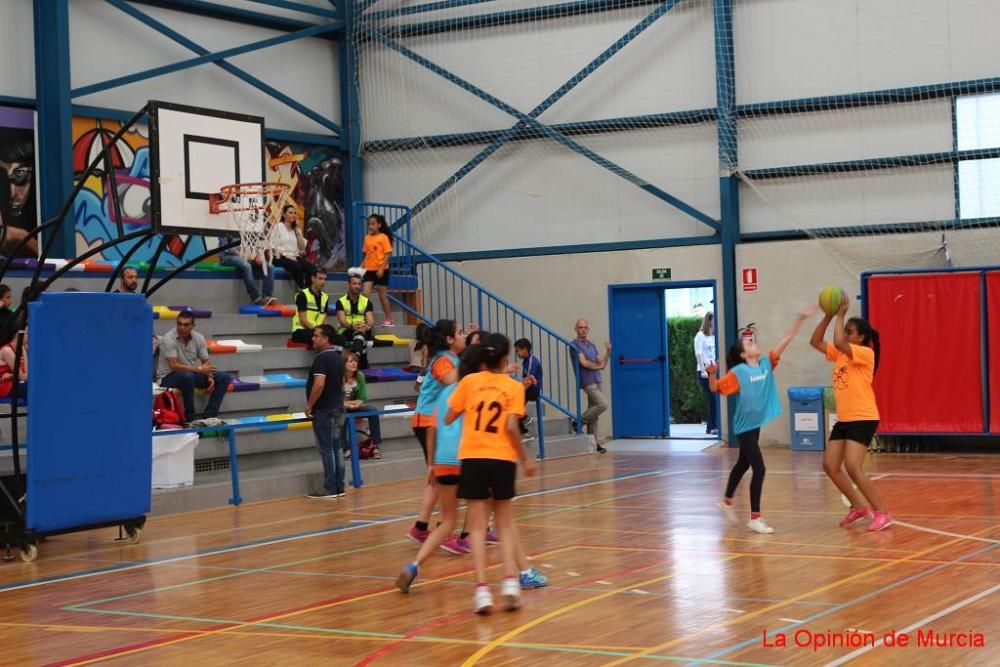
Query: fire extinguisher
739 323 757 346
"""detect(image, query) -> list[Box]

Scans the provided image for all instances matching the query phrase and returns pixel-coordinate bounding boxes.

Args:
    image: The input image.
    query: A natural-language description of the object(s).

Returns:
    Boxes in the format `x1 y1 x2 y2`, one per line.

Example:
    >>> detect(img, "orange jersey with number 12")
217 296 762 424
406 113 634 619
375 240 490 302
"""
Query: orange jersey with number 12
448 372 526 463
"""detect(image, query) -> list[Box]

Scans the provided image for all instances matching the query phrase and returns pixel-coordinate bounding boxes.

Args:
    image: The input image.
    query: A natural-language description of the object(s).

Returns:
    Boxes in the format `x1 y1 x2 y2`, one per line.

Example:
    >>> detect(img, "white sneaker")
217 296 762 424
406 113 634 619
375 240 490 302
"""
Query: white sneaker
500 578 522 611
747 518 774 534
474 585 493 615
716 500 738 524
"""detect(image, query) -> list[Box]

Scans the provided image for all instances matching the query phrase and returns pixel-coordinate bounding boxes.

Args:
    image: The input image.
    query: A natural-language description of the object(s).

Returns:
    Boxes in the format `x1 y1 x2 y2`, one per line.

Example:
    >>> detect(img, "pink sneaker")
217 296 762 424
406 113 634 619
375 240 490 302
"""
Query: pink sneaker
839 506 873 528
486 529 500 545
868 510 893 531
407 526 430 544
440 535 471 554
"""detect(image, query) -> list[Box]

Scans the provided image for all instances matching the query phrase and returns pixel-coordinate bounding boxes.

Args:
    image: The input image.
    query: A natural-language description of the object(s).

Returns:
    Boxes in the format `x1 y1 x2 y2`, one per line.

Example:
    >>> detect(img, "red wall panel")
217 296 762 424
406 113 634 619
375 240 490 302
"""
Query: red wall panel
987 272 1000 433
868 273 983 433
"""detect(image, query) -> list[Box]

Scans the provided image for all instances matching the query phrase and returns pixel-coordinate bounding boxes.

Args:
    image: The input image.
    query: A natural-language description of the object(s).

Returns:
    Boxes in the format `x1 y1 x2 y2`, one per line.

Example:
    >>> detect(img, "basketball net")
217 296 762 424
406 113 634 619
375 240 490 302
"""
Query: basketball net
209 182 291 273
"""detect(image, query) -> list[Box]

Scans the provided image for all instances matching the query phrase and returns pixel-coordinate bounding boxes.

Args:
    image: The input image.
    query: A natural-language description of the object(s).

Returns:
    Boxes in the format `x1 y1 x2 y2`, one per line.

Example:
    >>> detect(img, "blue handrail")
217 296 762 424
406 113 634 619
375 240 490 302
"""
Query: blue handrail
391 233 584 439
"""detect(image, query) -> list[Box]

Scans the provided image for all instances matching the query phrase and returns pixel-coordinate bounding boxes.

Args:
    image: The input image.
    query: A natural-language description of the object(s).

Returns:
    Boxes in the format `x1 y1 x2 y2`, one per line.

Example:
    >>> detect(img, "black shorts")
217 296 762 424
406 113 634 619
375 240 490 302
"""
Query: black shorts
412 426 429 462
458 458 517 501
436 474 460 486
829 420 880 447
363 269 390 286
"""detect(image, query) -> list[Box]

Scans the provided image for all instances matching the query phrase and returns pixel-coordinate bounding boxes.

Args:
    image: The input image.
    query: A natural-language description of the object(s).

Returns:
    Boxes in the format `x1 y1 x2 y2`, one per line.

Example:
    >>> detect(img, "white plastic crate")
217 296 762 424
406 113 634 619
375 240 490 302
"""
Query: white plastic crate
152 433 199 488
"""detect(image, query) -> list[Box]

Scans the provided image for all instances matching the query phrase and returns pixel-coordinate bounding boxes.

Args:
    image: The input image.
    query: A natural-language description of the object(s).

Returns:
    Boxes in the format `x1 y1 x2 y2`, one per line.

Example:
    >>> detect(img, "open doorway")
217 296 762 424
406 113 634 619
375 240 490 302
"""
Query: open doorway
665 285 719 440
608 280 719 440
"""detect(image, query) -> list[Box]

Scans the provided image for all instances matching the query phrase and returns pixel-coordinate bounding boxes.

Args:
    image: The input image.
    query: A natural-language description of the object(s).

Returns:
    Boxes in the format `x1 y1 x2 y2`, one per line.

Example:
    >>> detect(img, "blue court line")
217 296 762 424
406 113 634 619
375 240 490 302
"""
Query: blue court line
0 468 661 593
683 541 999 666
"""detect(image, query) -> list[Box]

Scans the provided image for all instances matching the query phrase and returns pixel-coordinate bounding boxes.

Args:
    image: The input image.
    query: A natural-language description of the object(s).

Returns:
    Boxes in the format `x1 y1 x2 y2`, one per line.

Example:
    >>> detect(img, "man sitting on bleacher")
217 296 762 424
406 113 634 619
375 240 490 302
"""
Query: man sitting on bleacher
334 275 374 368
112 267 138 293
291 269 330 349
157 311 232 421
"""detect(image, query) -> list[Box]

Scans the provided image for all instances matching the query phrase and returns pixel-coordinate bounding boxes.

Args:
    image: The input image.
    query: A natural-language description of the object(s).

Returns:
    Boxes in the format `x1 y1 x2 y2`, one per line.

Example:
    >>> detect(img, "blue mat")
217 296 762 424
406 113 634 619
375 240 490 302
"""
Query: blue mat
27 293 152 532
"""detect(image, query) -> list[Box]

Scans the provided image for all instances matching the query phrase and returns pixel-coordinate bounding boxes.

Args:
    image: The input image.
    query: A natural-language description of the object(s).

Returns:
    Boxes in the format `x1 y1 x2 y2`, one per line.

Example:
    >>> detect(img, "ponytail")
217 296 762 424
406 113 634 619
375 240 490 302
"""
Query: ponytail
480 333 511 371
418 319 457 355
369 213 393 243
459 344 483 378
725 340 746 371
847 317 880 374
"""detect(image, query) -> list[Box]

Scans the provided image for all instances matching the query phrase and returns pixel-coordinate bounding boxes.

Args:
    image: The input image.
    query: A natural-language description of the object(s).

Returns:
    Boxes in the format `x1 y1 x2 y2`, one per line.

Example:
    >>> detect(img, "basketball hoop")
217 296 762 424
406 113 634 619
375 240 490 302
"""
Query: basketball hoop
209 182 291 268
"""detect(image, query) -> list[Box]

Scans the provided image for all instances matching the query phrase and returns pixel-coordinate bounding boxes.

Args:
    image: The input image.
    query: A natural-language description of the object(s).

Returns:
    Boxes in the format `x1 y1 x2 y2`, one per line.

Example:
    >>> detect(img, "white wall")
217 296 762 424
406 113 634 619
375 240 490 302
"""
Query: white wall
0 0 36 99
69 2 340 134
448 243 725 440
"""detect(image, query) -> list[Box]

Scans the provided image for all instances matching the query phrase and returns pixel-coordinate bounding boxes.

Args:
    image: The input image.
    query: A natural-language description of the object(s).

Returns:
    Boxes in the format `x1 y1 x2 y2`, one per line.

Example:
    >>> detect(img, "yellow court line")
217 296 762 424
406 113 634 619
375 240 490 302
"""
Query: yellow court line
59 545 579 667
459 555 744 666
594 523 1000 666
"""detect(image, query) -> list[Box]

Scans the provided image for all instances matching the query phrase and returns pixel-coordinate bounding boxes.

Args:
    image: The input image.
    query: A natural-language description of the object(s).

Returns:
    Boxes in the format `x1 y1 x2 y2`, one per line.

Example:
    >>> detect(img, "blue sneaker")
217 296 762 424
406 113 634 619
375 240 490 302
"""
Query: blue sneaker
519 566 548 589
396 563 418 593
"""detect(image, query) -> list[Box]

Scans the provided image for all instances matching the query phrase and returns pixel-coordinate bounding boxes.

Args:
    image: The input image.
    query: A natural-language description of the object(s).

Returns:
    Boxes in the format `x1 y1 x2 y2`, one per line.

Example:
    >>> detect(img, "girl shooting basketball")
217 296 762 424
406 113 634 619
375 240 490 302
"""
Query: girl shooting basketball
707 307 815 534
809 293 892 531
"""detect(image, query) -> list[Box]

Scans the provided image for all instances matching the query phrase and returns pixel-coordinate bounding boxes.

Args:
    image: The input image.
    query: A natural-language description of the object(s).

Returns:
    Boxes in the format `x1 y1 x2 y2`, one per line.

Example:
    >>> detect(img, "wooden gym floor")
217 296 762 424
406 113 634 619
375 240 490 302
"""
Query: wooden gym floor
0 445 997 666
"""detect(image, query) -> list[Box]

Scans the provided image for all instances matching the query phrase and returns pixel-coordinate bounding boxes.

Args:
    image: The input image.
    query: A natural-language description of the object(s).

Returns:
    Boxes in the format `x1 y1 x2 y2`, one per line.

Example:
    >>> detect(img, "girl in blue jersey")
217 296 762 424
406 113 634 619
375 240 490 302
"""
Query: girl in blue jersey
707 307 815 534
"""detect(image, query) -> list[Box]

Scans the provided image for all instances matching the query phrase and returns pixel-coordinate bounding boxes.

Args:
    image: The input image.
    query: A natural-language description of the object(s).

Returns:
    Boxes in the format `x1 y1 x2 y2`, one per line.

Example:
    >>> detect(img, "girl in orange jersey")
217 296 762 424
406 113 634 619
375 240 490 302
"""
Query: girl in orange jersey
809 294 892 531
446 333 537 614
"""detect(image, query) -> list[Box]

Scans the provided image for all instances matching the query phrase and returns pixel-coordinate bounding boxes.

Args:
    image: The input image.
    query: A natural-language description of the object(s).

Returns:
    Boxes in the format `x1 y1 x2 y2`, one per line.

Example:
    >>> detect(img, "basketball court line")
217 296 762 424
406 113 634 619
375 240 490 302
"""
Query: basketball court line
0 468 663 594
822 583 1000 666
759 470 1000 479
892 520 1000 544
678 537 1000 666
459 555 746 666
583 525 1000 666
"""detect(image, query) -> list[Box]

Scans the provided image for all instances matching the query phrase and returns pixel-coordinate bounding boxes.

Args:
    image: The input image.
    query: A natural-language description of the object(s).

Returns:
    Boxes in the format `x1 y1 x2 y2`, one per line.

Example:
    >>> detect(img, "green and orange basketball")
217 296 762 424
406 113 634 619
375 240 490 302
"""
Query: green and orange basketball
818 285 845 316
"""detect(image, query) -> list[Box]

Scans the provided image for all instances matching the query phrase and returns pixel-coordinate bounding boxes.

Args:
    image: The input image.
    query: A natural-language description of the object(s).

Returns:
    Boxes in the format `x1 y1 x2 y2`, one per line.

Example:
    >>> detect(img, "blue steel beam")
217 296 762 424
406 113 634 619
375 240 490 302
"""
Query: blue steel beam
408 0 688 220
33 0 76 259
742 216 1000 243
242 0 338 18
715 0 740 445
366 0 497 21
128 0 335 36
376 0 663 39
737 76 1000 117
742 147 1000 179
65 104 344 148
339 0 365 265
73 21 342 99
429 234 719 262
364 109 715 151
105 0 342 135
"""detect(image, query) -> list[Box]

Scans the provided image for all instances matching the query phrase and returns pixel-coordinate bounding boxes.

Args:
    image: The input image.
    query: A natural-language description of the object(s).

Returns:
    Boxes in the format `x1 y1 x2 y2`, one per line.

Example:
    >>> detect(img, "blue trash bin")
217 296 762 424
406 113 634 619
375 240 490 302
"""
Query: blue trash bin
788 386 825 451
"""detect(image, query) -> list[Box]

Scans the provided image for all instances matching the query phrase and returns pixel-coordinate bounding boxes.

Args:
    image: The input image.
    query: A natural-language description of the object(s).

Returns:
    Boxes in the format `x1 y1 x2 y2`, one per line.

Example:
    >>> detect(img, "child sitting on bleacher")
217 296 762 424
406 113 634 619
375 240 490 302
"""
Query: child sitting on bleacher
0 322 27 398
342 351 382 460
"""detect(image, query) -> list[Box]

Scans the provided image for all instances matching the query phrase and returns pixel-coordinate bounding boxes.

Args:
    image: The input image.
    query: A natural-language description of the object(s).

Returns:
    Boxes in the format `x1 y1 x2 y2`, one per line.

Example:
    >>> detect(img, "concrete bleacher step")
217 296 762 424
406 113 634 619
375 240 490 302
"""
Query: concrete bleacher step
150 433 596 516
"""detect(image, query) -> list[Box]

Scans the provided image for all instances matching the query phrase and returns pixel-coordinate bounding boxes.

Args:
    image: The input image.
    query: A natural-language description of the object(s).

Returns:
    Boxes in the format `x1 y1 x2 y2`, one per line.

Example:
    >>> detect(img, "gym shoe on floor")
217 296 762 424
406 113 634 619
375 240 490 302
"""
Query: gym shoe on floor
746 518 774 534
396 563 418 593
519 567 548 589
839 506 873 528
440 535 471 555
407 526 430 544
474 585 493 615
500 577 522 611
306 489 337 499
868 510 893 531
382 319 395 326
486 529 500 545
716 500 738 524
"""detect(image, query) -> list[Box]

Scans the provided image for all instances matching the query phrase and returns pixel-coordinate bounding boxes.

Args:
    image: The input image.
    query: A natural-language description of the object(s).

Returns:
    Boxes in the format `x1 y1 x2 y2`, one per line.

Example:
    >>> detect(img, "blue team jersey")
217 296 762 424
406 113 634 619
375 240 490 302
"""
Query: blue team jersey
433 383 463 466
730 356 782 434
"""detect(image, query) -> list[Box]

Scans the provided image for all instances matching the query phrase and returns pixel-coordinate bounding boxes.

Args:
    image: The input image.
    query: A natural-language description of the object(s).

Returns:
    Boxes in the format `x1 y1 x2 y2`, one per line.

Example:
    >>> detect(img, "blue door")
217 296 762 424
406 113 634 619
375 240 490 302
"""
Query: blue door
609 287 669 438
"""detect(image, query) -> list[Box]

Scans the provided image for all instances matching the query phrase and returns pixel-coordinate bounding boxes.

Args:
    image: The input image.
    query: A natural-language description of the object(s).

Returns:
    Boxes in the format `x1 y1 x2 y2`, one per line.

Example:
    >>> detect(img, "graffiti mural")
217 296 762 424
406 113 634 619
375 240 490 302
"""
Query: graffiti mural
0 106 39 258
72 117 212 266
266 141 346 272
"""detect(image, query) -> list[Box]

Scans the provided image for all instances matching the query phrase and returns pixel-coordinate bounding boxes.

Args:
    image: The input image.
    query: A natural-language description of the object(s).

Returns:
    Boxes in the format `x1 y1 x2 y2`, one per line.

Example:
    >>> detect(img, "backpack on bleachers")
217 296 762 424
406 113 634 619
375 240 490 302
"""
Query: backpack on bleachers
153 390 186 430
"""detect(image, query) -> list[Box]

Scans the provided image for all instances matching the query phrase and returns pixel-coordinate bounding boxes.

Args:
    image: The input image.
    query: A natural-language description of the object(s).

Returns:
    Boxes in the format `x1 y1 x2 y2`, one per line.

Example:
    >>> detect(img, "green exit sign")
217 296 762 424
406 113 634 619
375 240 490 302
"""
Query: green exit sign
652 268 671 281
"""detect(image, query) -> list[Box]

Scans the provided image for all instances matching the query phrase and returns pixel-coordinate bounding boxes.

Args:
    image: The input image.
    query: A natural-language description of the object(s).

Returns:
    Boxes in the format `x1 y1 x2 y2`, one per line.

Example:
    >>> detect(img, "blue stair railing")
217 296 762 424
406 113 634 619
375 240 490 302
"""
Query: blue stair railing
352 202 584 456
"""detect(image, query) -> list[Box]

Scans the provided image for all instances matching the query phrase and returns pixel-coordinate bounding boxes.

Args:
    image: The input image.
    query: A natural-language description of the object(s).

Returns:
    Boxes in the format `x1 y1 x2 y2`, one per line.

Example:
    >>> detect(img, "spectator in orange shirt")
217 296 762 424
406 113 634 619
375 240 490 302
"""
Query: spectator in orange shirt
362 214 394 326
